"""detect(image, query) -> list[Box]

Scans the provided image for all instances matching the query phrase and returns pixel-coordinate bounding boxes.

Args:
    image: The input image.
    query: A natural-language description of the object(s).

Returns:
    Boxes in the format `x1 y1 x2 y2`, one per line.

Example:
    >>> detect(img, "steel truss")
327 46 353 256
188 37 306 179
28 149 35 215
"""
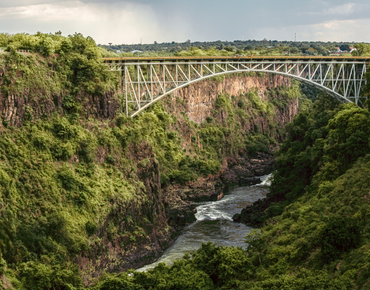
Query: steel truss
105 60 367 117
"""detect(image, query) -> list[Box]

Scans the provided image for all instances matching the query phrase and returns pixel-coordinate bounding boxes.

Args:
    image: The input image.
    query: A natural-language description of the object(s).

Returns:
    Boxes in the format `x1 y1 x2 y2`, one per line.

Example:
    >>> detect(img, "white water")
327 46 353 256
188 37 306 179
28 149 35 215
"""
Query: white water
137 174 272 272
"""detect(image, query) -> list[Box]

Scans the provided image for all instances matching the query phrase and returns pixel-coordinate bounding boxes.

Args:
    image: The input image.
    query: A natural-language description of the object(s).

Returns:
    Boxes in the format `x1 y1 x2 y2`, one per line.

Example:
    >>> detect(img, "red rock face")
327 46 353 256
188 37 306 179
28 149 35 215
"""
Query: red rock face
169 74 294 124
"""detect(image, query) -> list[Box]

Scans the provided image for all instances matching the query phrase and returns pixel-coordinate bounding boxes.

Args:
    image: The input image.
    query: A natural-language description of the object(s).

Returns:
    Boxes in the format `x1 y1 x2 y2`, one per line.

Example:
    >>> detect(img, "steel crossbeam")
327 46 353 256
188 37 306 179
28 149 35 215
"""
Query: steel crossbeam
104 60 368 117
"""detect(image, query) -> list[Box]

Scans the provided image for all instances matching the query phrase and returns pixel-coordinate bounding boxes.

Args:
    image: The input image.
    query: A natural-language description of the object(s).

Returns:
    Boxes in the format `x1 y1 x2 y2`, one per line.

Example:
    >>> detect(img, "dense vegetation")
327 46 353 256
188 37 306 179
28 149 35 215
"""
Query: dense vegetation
3 31 370 289
2 32 370 58
100 39 370 57
0 32 117 58
0 32 309 289
90 96 370 290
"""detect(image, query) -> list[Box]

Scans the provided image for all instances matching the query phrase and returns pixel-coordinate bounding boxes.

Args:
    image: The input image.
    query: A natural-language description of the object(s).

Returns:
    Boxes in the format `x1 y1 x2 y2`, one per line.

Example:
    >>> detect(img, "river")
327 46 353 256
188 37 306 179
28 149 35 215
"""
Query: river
137 174 271 272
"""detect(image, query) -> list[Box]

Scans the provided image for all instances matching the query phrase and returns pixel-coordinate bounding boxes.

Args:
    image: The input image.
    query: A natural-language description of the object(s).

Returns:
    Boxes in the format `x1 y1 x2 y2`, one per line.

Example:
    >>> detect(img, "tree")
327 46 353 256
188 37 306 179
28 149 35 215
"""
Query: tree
244 44 253 50
290 47 300 54
340 44 350 52
352 43 370 56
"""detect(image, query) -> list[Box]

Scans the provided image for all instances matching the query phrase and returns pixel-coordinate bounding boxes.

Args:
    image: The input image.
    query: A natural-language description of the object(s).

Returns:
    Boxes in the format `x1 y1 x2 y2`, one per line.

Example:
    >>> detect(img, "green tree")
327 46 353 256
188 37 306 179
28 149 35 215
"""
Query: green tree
339 44 350 52
352 43 370 56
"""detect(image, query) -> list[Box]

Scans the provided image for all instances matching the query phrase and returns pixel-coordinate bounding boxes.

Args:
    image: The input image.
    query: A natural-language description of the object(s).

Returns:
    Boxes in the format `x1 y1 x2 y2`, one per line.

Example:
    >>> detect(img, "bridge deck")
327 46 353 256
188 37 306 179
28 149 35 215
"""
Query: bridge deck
102 56 370 63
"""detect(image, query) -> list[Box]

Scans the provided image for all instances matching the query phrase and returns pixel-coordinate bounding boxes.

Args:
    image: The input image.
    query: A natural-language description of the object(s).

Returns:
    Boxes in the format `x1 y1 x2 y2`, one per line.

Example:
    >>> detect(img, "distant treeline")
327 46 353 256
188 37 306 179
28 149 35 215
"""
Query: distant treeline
99 39 365 56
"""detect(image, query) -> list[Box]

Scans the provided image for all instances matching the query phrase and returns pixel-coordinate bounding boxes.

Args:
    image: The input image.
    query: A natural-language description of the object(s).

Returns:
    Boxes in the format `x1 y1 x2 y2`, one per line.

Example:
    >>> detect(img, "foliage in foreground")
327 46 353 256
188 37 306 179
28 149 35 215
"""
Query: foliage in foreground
93 96 370 289
92 242 352 290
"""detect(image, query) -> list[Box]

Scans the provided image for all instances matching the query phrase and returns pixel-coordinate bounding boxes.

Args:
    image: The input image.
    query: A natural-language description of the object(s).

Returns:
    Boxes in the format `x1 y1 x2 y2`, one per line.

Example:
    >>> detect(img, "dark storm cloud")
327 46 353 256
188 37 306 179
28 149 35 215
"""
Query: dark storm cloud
103 0 370 41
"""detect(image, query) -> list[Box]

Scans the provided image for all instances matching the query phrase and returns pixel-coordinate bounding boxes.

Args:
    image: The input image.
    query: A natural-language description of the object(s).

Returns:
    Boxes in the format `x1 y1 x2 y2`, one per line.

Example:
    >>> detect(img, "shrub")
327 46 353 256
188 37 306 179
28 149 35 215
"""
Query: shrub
169 170 196 185
243 269 352 290
105 155 115 165
206 116 214 123
52 142 75 161
14 213 74 260
160 173 170 187
238 99 246 109
78 140 95 163
19 261 83 290
53 118 77 140
195 159 220 176
85 221 98 236
191 242 252 288
95 273 144 290
320 216 361 262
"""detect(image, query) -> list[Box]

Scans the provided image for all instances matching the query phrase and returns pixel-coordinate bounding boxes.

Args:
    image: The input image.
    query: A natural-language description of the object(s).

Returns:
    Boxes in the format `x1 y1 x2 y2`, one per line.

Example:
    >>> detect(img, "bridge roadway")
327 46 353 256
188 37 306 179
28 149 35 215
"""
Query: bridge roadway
102 56 370 117
102 55 370 63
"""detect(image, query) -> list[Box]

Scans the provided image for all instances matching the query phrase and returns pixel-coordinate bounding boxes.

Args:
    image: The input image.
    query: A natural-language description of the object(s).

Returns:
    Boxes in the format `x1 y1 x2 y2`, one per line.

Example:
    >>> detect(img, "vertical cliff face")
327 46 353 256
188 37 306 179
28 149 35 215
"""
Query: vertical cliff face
163 73 300 153
0 54 121 129
168 74 297 125
0 91 120 128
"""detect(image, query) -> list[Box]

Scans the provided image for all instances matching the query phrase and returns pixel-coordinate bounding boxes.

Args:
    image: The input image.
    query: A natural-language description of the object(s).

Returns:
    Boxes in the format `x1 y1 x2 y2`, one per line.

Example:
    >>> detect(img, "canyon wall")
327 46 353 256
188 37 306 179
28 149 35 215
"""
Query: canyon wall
170 73 298 125
76 73 302 282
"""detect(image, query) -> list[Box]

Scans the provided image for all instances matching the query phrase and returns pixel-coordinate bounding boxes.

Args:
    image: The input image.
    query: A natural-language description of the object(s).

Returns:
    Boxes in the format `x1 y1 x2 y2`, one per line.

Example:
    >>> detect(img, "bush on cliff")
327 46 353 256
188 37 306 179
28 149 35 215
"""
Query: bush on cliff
320 216 361 263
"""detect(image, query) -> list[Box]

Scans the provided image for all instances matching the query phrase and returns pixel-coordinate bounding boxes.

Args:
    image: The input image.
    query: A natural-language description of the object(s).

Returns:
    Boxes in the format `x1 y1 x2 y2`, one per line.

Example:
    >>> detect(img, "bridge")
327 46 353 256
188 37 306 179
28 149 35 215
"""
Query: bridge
103 56 370 117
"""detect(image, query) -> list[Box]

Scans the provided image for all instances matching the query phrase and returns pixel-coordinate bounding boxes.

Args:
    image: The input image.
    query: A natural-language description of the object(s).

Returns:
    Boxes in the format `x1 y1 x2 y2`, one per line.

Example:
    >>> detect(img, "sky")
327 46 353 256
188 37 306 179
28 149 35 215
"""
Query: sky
0 0 369 44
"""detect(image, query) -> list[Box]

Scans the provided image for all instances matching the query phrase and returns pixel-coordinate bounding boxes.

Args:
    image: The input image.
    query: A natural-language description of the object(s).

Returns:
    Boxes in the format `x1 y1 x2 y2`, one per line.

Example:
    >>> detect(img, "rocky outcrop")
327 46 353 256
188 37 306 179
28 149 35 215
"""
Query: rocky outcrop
167 204 197 227
223 152 275 186
232 198 272 227
162 151 275 229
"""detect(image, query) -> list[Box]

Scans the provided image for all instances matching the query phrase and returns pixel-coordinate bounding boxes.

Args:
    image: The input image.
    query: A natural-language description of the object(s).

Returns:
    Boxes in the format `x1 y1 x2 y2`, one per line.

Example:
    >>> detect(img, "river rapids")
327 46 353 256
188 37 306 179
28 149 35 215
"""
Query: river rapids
137 174 272 272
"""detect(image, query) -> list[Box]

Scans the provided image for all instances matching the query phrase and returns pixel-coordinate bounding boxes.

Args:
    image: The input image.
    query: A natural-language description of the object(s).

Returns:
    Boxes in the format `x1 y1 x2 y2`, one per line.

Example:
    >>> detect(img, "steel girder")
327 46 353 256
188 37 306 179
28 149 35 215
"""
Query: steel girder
105 60 368 117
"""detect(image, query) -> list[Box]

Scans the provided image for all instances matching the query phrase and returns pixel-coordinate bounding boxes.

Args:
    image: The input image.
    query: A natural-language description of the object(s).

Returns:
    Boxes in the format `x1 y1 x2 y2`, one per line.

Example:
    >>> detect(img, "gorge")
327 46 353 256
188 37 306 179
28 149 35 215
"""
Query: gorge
1 33 369 290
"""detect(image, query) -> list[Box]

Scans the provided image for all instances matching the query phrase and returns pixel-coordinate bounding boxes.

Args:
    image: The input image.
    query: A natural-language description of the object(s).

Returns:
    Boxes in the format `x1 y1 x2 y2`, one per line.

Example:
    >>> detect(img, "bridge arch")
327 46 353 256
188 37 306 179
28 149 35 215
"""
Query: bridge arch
103 57 368 117
130 69 351 118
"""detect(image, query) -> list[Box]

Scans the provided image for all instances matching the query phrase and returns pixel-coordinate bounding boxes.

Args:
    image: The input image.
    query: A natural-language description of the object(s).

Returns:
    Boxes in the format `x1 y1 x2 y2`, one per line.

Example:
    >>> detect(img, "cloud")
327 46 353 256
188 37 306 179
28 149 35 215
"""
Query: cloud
0 1 189 44
0 0 369 43
323 3 356 15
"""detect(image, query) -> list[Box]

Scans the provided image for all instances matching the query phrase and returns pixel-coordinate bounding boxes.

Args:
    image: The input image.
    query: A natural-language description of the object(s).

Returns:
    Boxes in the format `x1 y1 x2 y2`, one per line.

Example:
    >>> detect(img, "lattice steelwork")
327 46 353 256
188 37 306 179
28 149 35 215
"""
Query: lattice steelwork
104 59 368 117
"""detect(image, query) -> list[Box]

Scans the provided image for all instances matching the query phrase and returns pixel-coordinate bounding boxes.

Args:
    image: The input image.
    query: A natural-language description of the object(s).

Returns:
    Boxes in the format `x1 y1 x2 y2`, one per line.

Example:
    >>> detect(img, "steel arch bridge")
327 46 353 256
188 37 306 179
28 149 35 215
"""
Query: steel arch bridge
103 56 370 117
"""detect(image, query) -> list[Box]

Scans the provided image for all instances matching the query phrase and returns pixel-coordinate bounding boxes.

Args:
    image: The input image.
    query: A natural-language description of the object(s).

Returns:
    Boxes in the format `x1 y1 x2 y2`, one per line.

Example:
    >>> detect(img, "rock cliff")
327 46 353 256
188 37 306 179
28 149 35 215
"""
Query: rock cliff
169 73 297 125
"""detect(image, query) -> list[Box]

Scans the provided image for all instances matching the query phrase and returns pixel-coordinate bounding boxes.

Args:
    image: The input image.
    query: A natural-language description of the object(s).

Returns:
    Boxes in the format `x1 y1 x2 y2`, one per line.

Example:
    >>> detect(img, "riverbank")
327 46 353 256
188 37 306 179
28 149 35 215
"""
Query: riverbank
164 151 275 227
137 175 271 272
122 150 275 273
